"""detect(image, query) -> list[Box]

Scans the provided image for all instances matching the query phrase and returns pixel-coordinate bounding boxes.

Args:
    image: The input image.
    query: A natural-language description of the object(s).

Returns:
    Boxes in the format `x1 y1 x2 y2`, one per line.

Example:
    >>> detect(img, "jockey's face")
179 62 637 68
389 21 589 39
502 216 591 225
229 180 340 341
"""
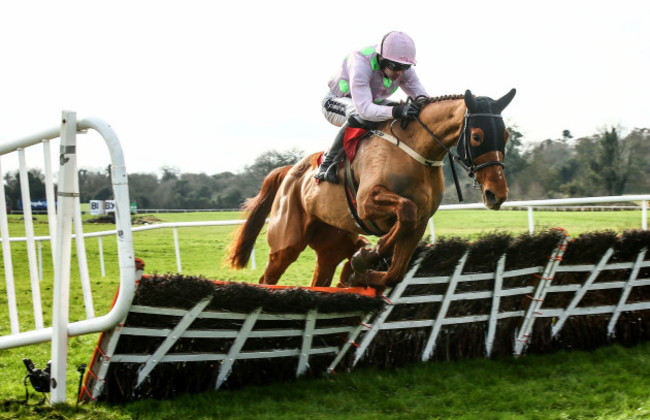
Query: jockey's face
380 56 411 81
383 68 403 81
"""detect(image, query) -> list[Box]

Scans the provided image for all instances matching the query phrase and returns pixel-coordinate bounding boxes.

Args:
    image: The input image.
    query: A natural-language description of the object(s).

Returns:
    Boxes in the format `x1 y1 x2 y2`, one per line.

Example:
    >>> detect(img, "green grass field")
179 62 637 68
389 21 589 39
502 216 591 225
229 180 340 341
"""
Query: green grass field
0 209 648 419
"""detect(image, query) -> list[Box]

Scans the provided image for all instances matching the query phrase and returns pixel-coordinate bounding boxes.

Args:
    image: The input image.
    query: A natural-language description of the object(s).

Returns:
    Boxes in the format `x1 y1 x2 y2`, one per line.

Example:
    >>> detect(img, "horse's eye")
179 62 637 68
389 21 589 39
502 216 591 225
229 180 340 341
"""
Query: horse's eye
470 128 484 146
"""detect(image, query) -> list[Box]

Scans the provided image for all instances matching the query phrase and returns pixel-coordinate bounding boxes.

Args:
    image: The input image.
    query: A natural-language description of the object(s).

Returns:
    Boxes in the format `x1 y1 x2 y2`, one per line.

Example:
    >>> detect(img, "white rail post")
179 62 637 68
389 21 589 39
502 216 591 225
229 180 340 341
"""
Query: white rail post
98 237 106 277
527 206 535 235
38 240 43 281
642 200 647 231
50 111 78 404
73 172 94 319
173 227 182 272
43 139 58 265
0 156 20 334
18 147 44 329
428 217 436 243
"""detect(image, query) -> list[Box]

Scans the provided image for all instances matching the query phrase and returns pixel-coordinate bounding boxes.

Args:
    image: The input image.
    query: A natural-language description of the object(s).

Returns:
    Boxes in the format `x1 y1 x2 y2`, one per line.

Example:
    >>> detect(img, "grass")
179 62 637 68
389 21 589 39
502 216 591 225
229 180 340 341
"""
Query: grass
0 209 648 418
3 343 650 419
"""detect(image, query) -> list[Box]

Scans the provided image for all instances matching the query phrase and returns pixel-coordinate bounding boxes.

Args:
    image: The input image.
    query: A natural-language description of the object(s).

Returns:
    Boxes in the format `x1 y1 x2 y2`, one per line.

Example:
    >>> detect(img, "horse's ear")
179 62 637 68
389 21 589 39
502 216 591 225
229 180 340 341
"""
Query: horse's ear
494 88 517 113
464 89 477 111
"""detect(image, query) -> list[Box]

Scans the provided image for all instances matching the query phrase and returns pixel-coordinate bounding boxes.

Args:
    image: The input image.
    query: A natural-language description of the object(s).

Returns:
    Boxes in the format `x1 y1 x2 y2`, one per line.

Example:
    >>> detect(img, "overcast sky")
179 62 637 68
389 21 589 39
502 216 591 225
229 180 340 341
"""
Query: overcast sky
0 0 648 176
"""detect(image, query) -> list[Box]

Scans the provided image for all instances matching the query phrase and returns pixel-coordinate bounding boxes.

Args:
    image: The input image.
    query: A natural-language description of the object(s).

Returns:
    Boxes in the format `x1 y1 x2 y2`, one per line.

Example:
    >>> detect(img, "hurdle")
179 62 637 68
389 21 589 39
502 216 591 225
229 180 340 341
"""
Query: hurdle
80 229 650 402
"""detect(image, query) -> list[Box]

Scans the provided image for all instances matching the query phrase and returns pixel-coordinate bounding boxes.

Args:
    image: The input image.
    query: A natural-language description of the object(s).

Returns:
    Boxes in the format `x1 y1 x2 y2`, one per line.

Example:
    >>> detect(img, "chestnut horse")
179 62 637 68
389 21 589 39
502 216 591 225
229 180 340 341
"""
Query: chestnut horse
227 89 516 289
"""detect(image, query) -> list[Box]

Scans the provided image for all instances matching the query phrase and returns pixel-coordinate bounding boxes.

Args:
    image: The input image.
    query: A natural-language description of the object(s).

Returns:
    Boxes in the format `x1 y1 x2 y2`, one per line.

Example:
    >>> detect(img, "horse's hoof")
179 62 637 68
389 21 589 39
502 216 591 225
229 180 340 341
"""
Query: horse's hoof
347 270 387 292
351 248 380 274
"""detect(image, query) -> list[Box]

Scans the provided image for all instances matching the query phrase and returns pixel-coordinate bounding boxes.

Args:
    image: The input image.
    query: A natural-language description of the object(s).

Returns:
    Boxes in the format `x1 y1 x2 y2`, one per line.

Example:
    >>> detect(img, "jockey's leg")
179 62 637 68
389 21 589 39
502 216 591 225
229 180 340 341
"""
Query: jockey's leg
315 115 383 184
315 122 347 184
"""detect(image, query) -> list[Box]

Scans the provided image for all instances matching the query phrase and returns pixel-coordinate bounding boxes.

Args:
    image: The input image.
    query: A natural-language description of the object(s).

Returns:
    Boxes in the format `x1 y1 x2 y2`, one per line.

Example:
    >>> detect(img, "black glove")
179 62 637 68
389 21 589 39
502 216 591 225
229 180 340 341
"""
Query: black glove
392 102 421 120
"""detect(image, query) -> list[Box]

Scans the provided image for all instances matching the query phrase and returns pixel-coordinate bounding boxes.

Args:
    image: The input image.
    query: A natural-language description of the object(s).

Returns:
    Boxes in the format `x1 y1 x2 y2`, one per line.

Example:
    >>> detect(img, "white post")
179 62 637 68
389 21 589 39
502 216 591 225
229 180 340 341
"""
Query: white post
0 156 20 334
428 217 436 243
73 174 94 319
643 200 647 231
38 240 43 281
50 111 78 404
18 148 44 329
42 139 57 266
173 227 182 272
250 247 256 270
98 237 106 277
527 206 535 235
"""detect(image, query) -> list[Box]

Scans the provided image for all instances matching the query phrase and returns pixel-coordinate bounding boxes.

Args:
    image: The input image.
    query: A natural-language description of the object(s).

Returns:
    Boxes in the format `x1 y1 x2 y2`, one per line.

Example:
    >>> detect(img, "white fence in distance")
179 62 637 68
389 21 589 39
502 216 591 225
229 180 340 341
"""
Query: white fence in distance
6 195 650 284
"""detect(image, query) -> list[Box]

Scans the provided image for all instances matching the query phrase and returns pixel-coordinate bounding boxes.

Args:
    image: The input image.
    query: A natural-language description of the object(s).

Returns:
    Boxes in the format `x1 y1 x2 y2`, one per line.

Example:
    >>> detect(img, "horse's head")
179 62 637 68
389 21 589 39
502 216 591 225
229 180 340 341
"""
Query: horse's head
457 88 516 210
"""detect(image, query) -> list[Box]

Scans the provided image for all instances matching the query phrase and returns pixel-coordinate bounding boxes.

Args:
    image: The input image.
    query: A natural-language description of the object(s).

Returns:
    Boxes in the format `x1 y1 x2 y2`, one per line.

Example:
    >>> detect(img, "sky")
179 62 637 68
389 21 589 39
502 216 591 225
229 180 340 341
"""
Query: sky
0 0 648 176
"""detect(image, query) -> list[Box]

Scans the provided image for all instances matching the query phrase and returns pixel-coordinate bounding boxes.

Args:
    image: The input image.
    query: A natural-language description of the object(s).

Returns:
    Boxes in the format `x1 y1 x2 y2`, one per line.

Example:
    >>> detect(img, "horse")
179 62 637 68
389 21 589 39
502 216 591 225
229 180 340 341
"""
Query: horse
226 89 516 289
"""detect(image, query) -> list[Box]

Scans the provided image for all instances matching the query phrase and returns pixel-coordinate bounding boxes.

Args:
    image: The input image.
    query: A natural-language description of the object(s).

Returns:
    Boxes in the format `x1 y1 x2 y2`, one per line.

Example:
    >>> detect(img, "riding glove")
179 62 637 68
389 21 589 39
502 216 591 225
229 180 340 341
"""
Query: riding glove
392 102 421 120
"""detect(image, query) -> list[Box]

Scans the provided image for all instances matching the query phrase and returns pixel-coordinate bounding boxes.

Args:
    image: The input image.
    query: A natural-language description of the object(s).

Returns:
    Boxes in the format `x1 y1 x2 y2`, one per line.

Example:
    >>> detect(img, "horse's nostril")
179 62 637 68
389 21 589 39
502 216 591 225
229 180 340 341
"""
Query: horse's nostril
485 190 497 204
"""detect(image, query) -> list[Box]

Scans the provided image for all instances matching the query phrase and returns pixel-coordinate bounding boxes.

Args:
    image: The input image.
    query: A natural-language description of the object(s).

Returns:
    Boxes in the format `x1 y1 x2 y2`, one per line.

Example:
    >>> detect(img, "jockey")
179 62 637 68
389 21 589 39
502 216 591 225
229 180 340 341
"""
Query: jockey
315 31 430 184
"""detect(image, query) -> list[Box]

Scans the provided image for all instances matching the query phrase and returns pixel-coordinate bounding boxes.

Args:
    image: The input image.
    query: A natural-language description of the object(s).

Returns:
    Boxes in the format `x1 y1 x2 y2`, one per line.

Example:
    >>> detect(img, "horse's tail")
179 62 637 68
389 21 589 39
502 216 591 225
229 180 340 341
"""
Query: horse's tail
226 165 292 269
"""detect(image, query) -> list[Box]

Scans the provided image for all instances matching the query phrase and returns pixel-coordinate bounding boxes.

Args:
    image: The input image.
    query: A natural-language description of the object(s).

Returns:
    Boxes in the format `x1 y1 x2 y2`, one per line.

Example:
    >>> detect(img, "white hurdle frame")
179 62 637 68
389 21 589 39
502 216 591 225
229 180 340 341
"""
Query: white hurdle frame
0 112 136 404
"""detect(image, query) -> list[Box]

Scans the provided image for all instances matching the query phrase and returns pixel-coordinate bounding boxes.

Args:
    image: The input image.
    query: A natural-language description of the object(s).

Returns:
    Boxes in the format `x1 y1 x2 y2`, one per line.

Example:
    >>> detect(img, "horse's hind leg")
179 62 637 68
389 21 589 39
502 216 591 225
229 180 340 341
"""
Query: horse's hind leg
309 223 366 287
259 172 310 285
260 244 305 285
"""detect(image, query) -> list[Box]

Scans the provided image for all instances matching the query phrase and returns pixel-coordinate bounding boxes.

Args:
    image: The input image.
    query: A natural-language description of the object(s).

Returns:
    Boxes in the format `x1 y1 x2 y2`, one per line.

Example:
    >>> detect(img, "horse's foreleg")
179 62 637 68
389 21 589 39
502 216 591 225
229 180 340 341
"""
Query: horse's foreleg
360 185 418 257
383 223 427 286
350 223 426 289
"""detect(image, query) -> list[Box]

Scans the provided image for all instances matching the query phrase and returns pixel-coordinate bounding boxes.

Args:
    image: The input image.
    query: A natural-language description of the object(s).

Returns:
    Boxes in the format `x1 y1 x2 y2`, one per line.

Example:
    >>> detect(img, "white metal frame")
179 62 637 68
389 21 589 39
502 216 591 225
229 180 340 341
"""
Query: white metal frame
0 112 136 404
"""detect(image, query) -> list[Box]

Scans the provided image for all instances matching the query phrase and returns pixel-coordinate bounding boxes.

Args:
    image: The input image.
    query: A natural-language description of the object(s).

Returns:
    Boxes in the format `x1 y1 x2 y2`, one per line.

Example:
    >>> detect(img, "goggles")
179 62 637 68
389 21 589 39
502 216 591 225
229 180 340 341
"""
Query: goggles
382 58 411 72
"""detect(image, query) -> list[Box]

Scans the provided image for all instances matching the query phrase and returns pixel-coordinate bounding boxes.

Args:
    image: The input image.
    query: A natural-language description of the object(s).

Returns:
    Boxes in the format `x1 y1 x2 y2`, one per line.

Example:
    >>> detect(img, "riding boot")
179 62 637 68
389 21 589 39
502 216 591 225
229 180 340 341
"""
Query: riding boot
315 123 347 184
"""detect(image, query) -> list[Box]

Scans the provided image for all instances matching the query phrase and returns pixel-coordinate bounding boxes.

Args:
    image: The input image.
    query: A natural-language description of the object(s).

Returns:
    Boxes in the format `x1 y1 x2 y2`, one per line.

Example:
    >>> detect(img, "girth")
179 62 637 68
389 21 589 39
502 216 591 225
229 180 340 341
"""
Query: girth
343 158 386 236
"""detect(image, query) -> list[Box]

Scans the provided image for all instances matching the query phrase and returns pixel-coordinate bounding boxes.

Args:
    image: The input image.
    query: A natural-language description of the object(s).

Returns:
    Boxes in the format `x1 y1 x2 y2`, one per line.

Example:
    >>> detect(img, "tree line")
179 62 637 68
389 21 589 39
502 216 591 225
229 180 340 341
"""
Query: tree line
3 127 649 211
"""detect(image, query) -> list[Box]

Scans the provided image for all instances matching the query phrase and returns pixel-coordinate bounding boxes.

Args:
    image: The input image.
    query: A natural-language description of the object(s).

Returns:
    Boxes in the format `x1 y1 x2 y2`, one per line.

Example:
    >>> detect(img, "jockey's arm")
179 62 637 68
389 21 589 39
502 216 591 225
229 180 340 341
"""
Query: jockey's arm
348 55 393 122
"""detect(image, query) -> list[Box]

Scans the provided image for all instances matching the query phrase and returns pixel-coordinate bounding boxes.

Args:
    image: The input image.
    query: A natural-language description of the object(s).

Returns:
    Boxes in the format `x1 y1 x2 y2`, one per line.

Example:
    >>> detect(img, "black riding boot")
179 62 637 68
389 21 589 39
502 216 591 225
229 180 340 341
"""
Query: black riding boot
315 124 347 184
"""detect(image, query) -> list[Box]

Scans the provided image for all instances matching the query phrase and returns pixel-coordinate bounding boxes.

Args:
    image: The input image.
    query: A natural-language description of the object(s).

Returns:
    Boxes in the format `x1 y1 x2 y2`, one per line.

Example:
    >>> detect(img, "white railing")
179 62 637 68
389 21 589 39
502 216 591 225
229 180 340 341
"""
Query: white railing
7 196 650 285
427 195 649 242
5 195 649 297
0 112 136 404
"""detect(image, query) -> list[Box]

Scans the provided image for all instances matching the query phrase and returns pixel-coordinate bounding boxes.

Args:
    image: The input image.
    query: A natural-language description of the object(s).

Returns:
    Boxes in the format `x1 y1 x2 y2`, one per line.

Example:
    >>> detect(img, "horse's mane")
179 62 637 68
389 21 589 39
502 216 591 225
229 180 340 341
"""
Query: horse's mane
415 94 464 105
376 94 464 132
372 94 466 136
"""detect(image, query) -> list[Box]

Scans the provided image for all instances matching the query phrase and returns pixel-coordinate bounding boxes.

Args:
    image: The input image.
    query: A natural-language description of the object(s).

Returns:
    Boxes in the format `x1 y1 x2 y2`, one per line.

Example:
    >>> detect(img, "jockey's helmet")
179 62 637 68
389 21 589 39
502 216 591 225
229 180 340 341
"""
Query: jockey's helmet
377 31 417 66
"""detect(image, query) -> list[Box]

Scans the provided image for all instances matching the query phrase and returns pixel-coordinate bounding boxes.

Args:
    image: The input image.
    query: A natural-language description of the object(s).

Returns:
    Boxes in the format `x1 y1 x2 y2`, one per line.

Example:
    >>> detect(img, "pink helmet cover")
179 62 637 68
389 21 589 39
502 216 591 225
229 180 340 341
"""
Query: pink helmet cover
377 31 417 65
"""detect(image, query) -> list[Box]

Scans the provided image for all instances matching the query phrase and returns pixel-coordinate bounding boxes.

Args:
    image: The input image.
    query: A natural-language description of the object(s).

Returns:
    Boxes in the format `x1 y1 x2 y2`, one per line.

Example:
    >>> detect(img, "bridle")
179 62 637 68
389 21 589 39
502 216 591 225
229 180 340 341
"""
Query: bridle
387 97 507 202
455 110 506 178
